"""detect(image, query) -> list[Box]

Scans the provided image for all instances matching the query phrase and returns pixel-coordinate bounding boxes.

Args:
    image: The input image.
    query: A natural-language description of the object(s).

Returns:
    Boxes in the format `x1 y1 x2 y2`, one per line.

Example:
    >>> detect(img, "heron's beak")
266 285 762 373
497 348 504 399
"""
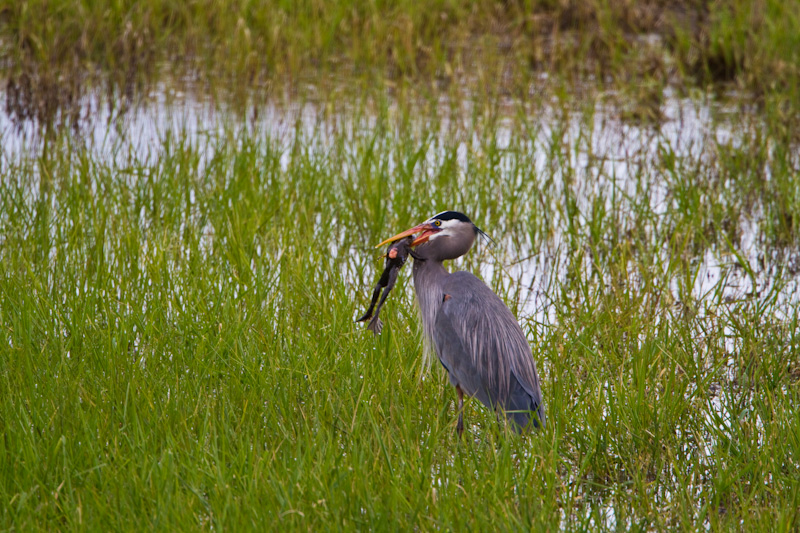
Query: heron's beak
375 223 437 248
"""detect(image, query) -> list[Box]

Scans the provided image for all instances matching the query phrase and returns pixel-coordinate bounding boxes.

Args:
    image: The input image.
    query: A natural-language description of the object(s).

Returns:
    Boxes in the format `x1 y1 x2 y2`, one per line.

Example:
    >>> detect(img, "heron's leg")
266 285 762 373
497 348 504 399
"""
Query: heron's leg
456 385 464 438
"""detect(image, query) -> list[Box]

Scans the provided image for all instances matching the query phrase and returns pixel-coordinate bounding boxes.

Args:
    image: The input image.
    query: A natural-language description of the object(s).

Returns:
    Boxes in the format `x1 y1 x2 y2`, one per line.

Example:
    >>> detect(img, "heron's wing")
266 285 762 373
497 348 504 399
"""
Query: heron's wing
432 293 493 408
435 272 544 426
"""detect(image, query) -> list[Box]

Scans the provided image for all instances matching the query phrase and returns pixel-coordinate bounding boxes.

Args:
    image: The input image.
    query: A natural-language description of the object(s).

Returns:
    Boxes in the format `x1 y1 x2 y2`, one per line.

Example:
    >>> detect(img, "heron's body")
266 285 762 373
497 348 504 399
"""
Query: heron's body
413 243 544 432
376 210 545 434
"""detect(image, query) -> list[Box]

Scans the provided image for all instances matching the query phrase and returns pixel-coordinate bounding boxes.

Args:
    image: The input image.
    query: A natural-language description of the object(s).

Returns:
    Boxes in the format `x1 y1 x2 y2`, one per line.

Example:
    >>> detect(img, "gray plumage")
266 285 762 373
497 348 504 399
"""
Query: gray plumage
400 211 545 434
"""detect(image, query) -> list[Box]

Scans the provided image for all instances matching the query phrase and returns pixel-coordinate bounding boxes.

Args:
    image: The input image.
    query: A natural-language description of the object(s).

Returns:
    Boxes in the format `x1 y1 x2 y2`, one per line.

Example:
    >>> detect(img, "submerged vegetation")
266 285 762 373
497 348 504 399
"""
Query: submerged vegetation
1 0 800 531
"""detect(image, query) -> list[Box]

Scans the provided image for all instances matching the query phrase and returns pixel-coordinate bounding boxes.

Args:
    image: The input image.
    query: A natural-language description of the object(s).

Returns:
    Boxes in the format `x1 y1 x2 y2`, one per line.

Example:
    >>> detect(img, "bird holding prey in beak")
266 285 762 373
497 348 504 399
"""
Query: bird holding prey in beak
371 210 545 435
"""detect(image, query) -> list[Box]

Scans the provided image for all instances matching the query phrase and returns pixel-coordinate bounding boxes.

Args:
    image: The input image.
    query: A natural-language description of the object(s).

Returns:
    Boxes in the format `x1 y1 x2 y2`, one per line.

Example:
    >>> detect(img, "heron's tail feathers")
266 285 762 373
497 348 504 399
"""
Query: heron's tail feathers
505 378 545 431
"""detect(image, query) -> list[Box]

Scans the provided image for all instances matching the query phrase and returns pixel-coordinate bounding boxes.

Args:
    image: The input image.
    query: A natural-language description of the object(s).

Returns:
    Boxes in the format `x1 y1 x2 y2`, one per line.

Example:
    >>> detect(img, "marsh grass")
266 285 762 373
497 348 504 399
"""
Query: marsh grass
3 0 800 129
1 88 799 530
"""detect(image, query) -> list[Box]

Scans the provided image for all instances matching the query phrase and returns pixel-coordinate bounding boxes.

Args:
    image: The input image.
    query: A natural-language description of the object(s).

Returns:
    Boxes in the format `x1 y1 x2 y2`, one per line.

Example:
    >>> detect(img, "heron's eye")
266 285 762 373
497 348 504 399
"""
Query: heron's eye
433 220 442 227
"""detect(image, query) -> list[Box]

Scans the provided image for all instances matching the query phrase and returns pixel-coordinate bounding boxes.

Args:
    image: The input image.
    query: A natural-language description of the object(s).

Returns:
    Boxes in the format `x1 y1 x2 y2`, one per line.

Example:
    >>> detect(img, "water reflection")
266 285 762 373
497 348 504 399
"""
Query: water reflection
3 84 796 325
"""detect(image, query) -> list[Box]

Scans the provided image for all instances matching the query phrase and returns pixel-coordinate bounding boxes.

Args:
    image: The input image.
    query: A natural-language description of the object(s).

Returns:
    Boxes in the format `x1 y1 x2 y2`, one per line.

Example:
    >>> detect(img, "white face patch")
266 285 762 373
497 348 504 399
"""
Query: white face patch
426 218 461 240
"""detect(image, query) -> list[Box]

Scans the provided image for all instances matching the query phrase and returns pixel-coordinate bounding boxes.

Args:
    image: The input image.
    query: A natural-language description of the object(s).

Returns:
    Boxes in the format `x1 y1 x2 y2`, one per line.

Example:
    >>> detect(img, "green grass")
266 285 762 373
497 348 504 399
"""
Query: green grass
1 89 799 530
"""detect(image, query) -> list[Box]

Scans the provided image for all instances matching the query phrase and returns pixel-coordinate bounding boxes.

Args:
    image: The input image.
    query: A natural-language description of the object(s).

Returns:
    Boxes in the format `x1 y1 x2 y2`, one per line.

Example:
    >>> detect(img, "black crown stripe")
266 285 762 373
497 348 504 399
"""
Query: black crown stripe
431 211 472 223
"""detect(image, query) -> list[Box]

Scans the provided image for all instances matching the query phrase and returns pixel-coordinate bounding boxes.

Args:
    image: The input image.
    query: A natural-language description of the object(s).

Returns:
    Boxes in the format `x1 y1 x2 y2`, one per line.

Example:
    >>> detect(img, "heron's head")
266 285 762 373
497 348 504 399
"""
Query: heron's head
376 211 487 261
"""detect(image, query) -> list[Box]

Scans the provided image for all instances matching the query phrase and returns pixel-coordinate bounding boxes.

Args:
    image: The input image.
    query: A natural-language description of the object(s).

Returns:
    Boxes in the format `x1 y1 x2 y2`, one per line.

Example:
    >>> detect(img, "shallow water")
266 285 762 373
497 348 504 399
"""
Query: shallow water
3 84 797 328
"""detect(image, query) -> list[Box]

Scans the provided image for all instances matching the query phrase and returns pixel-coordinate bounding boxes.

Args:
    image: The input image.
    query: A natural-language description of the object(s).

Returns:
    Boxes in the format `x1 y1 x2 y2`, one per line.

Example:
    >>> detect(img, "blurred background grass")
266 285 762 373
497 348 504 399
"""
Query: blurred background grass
2 0 800 124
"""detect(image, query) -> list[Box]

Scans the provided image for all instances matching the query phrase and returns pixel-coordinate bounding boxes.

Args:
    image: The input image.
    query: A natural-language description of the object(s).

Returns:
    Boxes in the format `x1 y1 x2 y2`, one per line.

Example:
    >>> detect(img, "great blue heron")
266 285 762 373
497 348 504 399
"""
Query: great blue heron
377 211 545 435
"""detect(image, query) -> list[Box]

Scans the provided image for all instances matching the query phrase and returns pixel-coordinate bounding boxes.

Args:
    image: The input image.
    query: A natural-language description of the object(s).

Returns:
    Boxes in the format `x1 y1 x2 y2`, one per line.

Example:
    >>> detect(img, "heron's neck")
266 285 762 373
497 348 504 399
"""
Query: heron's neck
412 258 449 348
412 258 448 289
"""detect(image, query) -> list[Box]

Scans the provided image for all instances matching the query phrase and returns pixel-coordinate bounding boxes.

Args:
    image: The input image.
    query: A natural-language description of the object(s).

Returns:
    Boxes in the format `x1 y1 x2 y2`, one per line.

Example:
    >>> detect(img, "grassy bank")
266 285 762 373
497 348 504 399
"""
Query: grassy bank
1 92 799 529
3 0 800 126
